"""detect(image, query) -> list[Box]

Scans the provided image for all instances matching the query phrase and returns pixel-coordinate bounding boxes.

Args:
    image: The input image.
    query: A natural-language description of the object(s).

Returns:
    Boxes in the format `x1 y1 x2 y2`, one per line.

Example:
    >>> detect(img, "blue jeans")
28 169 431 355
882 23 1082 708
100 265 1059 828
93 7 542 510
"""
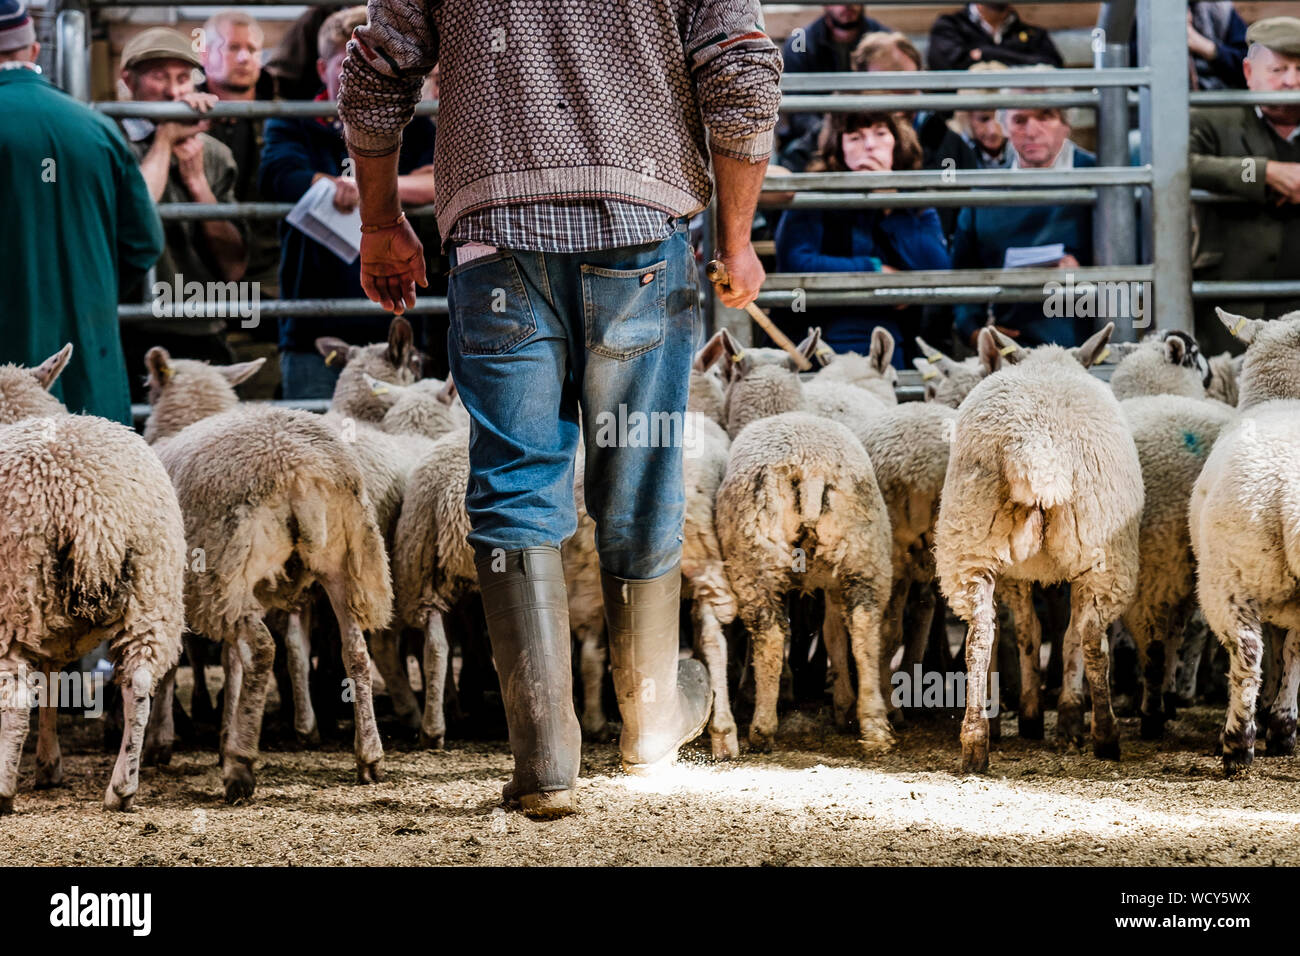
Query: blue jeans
280 350 341 400
447 218 698 580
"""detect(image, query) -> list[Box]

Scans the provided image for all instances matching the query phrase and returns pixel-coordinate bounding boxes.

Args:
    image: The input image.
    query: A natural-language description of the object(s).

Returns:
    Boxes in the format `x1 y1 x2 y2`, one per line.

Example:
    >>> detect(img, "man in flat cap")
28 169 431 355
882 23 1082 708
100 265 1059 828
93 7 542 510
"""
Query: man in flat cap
116 26 248 399
1190 16 1300 354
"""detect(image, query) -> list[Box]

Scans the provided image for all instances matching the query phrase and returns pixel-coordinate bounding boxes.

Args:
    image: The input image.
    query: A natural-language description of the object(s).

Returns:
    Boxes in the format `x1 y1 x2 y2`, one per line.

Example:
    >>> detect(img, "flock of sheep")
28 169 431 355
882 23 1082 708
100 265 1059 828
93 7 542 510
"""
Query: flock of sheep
0 303 1296 816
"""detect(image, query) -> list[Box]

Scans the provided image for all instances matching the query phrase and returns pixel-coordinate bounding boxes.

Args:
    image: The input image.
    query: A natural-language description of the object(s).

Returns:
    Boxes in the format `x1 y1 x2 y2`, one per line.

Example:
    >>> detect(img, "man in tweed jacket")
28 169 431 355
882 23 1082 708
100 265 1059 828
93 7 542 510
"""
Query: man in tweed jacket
339 0 782 817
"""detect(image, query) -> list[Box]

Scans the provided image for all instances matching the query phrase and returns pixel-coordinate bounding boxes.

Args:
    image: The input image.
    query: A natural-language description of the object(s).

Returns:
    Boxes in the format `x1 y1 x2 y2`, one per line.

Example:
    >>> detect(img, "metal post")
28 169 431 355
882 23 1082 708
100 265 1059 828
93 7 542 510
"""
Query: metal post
1140 0 1193 333
54 5 89 101
1095 0 1139 339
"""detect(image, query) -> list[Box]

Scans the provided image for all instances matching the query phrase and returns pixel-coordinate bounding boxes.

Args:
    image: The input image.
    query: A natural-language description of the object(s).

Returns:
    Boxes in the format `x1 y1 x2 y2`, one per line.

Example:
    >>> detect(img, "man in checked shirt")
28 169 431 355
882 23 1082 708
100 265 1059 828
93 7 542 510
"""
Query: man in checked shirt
338 0 782 818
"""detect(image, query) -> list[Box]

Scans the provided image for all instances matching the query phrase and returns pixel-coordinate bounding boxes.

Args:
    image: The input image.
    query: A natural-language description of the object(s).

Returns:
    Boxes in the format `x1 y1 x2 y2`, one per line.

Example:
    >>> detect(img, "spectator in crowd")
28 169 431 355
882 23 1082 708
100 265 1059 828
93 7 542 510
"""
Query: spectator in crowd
1189 16 1300 355
0 0 162 425
265 4 345 99
927 4 1062 71
950 96 1094 349
259 6 435 399
774 110 951 366
116 27 248 398
777 5 890 169
928 62 1013 237
1132 2 1248 90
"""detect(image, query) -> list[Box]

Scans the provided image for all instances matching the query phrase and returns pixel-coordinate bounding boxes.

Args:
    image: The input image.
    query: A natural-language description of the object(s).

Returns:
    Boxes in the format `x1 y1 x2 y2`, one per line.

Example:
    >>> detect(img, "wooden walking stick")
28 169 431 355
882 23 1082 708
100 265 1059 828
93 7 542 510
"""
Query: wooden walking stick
706 259 812 371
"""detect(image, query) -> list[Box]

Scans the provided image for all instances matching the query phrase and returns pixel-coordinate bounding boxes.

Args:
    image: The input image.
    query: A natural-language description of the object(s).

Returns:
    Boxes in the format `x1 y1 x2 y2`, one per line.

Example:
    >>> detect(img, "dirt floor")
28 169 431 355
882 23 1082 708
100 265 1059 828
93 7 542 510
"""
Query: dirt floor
3 694 1299 866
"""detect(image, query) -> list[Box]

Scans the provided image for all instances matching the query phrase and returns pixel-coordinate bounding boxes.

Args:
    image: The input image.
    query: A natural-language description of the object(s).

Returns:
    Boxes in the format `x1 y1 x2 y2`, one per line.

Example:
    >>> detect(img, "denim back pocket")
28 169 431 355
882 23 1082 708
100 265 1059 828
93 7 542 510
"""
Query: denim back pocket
449 252 538 355
580 259 667 361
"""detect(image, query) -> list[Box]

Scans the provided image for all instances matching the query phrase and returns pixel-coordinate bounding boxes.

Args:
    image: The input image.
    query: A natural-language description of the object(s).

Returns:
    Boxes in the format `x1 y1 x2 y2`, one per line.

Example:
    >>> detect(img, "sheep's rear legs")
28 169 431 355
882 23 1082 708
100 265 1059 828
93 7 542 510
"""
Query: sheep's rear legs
0 667 32 815
324 579 384 784
420 614 451 750
959 575 997 773
34 665 62 789
105 668 153 811
1222 606 1265 775
1264 627 1300 757
695 604 738 759
222 618 275 804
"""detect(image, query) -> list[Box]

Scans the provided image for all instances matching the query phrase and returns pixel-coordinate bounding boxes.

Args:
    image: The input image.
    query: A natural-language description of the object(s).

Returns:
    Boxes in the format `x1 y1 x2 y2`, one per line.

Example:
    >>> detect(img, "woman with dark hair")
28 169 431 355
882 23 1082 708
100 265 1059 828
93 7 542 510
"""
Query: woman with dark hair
774 110 951 367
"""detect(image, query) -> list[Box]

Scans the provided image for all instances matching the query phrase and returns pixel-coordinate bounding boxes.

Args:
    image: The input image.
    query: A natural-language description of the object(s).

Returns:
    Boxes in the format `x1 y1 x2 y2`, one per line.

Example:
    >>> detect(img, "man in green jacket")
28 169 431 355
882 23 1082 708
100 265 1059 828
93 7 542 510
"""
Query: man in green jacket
0 0 162 425
1190 16 1300 355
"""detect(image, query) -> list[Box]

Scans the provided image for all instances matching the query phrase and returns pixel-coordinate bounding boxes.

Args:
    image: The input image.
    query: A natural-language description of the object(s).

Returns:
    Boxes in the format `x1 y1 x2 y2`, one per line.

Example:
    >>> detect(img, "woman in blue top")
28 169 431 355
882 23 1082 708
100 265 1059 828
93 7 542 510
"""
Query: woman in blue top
774 110 951 368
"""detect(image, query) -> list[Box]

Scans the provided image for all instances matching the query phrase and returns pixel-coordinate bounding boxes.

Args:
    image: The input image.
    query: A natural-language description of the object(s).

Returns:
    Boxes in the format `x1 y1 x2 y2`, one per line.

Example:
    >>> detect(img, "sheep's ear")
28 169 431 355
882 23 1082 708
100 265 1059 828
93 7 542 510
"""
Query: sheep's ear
719 328 752 382
1216 307 1264 344
795 327 831 368
912 356 940 399
31 344 73 391
977 327 1003 374
386 316 415 369
145 346 173 388
868 326 895 374
915 336 957 376
1163 332 1188 367
692 330 728 373
219 358 266 387
316 336 355 368
1073 322 1115 369
435 376 458 407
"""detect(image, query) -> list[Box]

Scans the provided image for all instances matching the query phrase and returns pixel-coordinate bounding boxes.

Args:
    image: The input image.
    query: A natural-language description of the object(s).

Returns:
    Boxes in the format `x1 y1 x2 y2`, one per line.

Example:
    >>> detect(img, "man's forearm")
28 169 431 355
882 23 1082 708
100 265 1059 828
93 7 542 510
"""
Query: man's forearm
139 140 173 201
713 152 769 253
350 149 403 225
199 220 248 281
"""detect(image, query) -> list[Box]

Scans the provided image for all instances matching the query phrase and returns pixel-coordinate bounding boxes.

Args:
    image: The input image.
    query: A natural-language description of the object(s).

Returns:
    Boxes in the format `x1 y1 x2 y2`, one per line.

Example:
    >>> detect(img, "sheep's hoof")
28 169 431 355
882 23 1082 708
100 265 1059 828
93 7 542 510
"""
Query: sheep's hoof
296 726 321 748
223 759 256 804
859 728 896 755
748 726 774 753
831 701 854 732
0 795 14 815
1092 735 1121 761
1162 692 1180 721
1139 711 1166 741
711 728 740 761
417 730 445 751
1222 746 1254 778
959 737 989 774
1265 717 1296 757
1056 701 1085 746
886 708 906 730
34 760 63 789
1017 713 1044 740
357 759 385 784
103 787 135 812
142 743 173 768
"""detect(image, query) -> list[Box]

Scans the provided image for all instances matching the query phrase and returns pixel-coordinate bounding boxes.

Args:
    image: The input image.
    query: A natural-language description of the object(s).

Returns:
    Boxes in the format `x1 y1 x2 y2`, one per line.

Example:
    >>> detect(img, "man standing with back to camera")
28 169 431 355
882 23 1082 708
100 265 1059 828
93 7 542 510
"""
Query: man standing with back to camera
338 0 781 817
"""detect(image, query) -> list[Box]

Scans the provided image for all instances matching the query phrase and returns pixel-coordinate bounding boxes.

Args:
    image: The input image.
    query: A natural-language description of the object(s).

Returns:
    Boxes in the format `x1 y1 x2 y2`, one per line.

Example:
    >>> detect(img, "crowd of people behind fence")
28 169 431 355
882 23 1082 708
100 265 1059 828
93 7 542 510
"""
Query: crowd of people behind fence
3 0 1300 422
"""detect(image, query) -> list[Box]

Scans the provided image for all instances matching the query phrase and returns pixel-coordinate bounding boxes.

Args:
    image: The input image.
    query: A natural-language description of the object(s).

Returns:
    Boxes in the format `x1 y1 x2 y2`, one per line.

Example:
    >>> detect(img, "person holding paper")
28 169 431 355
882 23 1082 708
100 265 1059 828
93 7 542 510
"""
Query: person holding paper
260 6 436 399
950 101 1094 348
338 0 782 817
774 110 951 368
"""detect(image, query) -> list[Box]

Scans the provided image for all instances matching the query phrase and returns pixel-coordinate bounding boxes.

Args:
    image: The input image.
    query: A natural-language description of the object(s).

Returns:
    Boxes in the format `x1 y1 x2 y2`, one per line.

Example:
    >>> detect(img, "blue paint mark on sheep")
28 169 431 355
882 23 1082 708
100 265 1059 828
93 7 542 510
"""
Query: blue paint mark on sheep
1182 430 1206 457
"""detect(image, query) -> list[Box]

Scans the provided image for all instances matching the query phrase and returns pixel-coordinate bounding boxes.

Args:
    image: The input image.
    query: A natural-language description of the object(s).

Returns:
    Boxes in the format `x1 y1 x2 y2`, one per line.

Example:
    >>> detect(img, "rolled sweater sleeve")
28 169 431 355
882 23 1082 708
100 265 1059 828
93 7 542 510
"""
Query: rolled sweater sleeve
338 0 439 157
687 0 784 163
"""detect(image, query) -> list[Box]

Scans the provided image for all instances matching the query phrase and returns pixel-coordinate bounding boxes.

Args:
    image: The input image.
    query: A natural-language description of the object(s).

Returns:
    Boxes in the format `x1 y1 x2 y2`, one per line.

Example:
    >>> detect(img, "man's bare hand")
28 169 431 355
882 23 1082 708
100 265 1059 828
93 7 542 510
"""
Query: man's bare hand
155 119 208 147
332 177 360 212
713 243 765 310
172 136 210 196
1056 254 1080 269
359 217 427 314
1266 160 1300 204
177 91 218 113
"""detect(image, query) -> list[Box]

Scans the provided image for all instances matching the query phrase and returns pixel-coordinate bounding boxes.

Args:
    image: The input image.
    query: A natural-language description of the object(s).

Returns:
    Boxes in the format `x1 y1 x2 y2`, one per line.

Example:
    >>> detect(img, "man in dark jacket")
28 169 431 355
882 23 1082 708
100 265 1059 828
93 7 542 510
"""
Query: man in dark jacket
1189 17 1300 355
0 0 162 425
927 4 1062 71
259 6 435 398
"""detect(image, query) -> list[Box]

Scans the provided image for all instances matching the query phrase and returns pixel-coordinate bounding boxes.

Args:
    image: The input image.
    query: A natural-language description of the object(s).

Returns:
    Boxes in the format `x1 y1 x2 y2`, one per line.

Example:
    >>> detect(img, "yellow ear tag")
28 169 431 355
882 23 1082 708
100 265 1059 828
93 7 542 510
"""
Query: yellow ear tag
370 383 389 396
161 365 174 381
1096 346 1110 364
1231 317 1247 336
998 344 1017 356
926 353 942 364
921 367 939 381
325 350 338 367
816 345 833 359
730 350 745 363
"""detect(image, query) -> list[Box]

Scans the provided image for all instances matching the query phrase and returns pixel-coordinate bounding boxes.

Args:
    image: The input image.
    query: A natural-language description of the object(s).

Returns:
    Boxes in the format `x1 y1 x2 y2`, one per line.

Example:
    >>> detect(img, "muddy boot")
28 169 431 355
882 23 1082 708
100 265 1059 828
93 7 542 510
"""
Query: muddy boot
602 564 712 775
476 547 582 819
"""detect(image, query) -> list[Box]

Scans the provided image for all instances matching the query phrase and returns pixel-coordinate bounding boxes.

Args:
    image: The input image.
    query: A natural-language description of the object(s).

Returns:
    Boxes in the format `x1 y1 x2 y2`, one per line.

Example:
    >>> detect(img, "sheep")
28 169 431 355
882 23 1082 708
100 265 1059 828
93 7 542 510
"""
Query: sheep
1190 309 1300 774
144 348 393 801
805 327 899 405
934 323 1144 771
1108 330 1209 401
1206 351 1244 407
0 346 184 813
716 407 894 751
1120 393 1233 738
315 315 421 423
912 335 995 408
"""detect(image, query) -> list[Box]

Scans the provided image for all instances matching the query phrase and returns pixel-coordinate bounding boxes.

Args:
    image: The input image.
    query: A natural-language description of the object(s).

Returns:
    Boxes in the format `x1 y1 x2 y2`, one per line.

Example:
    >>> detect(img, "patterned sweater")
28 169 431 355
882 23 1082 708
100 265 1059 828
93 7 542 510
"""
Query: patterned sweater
338 0 783 240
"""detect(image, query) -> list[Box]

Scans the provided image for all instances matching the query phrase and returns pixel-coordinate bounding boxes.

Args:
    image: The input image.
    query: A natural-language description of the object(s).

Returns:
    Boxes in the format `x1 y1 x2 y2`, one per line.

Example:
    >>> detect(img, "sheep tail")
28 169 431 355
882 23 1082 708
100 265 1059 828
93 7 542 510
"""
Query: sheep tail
797 474 826 525
1003 434 1073 509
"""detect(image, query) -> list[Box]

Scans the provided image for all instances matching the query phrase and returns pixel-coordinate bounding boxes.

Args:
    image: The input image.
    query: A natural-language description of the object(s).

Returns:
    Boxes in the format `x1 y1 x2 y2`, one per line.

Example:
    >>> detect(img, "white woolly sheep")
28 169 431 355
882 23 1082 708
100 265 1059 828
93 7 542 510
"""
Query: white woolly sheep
934 323 1144 771
315 316 421 423
1190 309 1300 774
144 348 393 802
1206 351 1244 407
0 346 185 813
806 327 899 405
1108 330 1209 401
